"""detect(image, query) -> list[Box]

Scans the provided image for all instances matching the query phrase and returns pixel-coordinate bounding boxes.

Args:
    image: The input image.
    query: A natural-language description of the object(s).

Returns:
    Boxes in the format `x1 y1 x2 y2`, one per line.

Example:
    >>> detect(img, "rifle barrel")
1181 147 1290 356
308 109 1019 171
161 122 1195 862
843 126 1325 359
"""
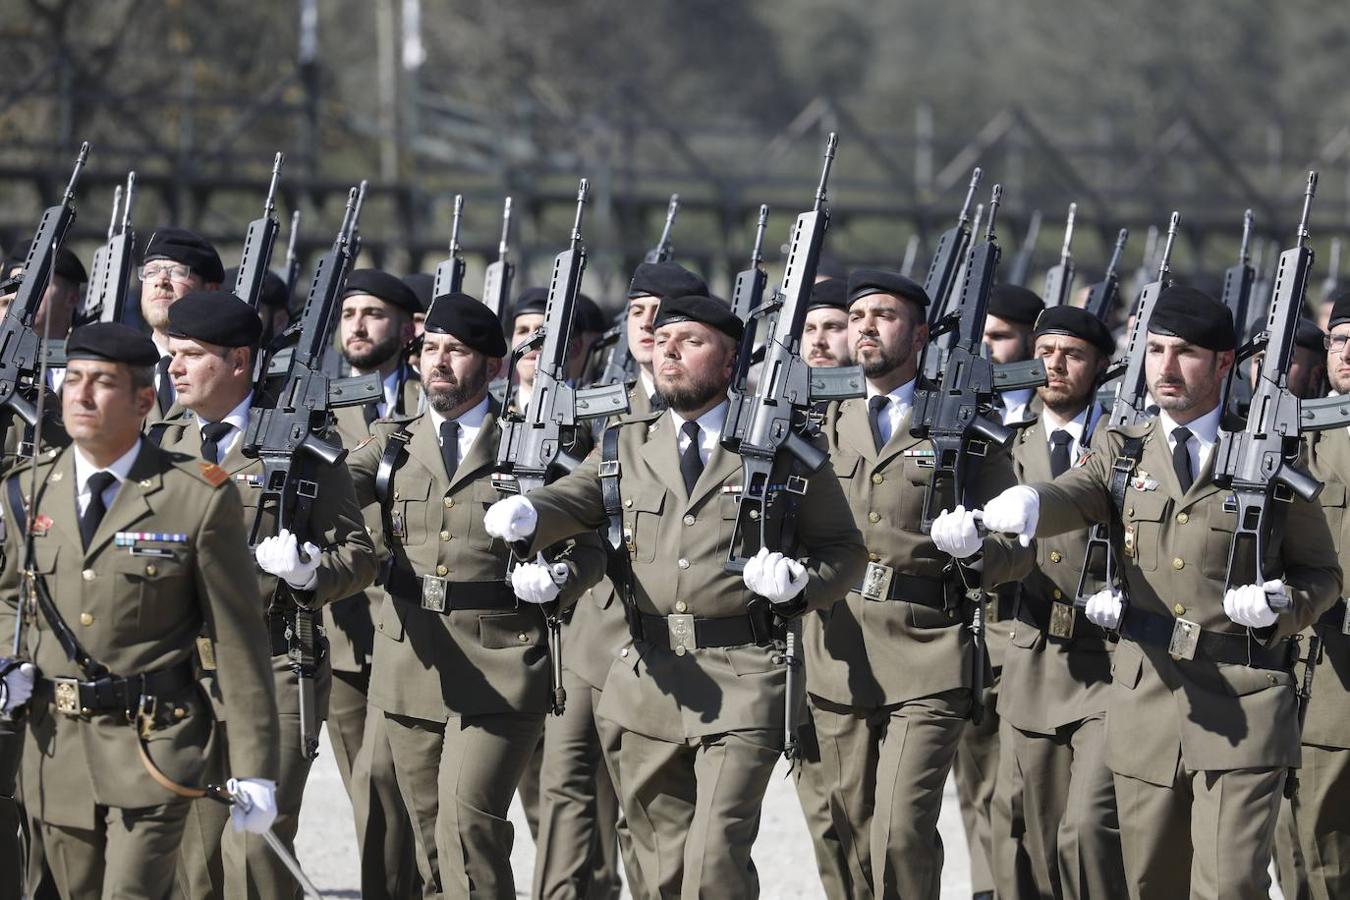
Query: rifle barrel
1158 212 1180 279
63 142 90 201
1239 209 1253 265
498 197 513 257
1298 171 1318 245
814 133 838 209
959 168 983 226
450 194 464 253
106 185 122 240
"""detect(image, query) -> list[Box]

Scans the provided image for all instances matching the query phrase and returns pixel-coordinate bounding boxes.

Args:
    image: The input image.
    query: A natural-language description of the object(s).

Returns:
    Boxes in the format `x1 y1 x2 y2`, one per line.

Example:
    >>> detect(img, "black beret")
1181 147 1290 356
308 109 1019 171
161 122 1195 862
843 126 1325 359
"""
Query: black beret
343 269 421 316
1147 285 1236 351
512 287 550 319
4 240 87 285
425 292 508 357
222 266 289 310
576 293 606 333
165 290 264 348
142 227 224 284
653 294 743 342
400 273 434 314
1294 318 1325 353
847 268 930 308
66 322 159 366
628 262 707 301
1327 287 1350 328
988 284 1045 325
807 278 848 312
815 254 848 282
1033 306 1115 356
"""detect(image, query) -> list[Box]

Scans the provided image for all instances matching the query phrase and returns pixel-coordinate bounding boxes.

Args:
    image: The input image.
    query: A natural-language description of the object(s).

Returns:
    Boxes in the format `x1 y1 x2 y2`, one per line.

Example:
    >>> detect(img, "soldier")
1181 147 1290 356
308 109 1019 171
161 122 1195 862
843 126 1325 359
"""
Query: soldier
401 272 433 374
336 269 424 430
508 287 592 413
222 266 291 348
0 321 280 898
345 292 606 898
805 269 1031 899
137 228 225 424
620 261 707 414
804 278 851 369
990 305 1127 899
975 286 1342 897
484 293 867 898
984 284 1045 422
0 241 87 341
154 290 377 898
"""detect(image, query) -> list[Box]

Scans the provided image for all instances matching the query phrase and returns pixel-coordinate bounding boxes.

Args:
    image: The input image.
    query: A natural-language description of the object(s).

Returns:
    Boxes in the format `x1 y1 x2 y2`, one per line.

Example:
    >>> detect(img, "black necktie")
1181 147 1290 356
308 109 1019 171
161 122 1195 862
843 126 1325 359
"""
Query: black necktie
679 420 704 497
1171 426 1194 493
80 471 118 549
155 357 174 414
363 402 380 426
1049 429 1073 478
439 420 460 480
868 395 890 452
200 422 232 465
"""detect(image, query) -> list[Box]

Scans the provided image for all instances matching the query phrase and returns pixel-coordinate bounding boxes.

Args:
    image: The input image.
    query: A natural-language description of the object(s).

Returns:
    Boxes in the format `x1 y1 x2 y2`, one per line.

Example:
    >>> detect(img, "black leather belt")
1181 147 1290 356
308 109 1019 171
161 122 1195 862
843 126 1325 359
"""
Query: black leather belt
1121 608 1294 671
854 572 951 610
380 561 517 614
640 603 779 652
39 660 196 716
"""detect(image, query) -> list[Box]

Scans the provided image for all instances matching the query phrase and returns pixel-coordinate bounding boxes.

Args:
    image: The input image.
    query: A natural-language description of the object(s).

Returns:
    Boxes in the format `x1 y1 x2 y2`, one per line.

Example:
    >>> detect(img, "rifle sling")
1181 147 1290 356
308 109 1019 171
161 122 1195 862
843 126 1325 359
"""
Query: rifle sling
600 424 643 641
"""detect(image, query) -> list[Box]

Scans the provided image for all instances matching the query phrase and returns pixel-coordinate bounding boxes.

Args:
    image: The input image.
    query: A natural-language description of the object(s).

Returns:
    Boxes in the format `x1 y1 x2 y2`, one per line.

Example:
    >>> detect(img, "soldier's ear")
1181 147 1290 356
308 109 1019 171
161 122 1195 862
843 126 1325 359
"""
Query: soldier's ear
485 355 503 381
133 385 156 418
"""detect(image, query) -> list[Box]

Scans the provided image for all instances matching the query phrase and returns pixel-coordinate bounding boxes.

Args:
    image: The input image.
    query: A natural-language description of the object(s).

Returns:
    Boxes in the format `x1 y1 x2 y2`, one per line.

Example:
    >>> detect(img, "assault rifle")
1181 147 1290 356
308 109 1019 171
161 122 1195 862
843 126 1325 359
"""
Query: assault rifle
729 205 770 327
240 183 380 759
646 193 679 265
481 197 515 325
86 171 137 327
1008 209 1043 287
494 180 629 715
284 210 303 300
719 133 864 571
919 170 982 383
433 194 466 298
236 154 284 313
1084 229 1129 321
0 142 89 457
1042 203 1077 309
1223 210 1256 335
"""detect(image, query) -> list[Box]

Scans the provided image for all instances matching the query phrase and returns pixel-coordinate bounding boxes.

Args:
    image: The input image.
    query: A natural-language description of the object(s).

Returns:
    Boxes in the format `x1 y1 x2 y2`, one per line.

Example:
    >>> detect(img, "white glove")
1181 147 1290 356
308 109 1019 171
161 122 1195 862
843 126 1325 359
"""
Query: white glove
1084 587 1124 629
742 546 809 605
981 485 1040 547
227 777 279 834
930 506 983 559
484 495 538 543
512 553 564 605
254 529 321 591
0 661 35 714
1224 579 1283 628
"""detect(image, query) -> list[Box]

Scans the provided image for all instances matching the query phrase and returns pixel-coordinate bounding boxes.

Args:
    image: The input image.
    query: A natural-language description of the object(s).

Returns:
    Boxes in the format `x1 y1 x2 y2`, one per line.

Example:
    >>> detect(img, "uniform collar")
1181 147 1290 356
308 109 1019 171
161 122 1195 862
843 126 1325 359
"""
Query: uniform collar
73 437 143 492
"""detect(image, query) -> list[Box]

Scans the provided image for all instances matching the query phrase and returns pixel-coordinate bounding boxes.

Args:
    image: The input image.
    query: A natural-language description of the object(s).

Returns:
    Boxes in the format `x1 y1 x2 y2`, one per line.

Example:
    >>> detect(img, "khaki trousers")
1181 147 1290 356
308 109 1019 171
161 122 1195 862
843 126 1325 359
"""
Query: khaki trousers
794 696 853 898
350 708 423 898
953 679 1000 896
1291 743 1350 900
42 799 190 899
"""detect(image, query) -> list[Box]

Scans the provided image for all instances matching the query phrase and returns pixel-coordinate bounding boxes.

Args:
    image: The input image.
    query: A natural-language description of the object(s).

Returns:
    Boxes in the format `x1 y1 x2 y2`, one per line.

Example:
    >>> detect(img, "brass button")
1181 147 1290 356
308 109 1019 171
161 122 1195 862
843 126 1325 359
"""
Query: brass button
443 496 454 508
79 612 93 626
81 569 96 582
1127 507 1135 517
749 509 760 520
518 633 529 643
436 564 448 576
683 515 696 526
675 600 688 613
1267 673 1279 684
1049 551 1062 563
869 553 881 563
1174 603 1186 615
439 530 451 541
674 645 687 656
1172 557 1184 570
140 479 153 488
1053 589 1062 600
678 558 690 570
394 490 400 500
144 564 158 577
1176 512 1189 524
624 499 633 509
871 473 884 485
173 706 186 719
868 512 881 524
620 647 629 658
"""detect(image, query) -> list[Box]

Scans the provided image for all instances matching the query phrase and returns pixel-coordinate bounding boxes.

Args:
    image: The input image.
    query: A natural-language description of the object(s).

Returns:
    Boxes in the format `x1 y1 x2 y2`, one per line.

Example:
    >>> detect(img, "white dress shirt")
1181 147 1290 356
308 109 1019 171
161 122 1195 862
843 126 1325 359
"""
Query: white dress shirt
671 401 729 468
1160 403 1222 482
429 396 490 471
194 392 253 461
865 378 917 447
639 370 657 403
378 368 402 418
1000 388 1035 425
73 438 143 517
1041 404 1092 463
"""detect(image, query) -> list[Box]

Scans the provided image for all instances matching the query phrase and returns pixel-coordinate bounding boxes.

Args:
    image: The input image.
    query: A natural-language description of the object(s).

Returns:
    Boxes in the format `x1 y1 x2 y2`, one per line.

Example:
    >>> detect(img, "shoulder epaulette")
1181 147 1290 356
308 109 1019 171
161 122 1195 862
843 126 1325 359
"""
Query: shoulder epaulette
198 462 229 487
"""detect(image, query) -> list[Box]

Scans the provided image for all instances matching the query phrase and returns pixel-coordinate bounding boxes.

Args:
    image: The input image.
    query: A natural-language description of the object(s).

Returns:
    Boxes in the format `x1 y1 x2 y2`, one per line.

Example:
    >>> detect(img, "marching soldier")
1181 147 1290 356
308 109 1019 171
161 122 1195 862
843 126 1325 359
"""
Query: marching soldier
619 261 707 413
137 228 225 425
974 286 1342 898
154 291 377 898
484 293 867 898
345 292 606 898
803 277 851 370
336 269 424 430
806 270 1031 899
984 284 1045 423
992 305 1127 899
0 322 281 899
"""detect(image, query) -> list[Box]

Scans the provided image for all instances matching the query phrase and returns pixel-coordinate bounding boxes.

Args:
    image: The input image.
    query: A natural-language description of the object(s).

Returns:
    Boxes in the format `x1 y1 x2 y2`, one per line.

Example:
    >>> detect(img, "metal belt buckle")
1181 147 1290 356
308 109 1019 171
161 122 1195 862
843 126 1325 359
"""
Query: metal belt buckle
1168 617 1200 661
1048 602 1076 639
52 677 81 715
1341 600 1350 636
421 575 448 613
668 614 697 656
860 562 894 602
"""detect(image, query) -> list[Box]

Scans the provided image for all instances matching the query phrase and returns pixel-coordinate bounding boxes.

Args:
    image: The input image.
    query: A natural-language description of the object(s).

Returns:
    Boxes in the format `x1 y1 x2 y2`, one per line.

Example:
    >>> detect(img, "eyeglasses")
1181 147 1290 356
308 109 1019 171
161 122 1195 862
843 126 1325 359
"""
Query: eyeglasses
1325 334 1350 353
138 263 195 283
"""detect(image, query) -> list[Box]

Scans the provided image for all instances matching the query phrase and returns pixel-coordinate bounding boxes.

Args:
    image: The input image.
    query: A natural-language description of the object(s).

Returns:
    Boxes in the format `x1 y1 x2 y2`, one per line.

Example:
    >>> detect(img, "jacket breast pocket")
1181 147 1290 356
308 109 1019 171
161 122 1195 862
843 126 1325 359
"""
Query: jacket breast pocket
623 490 665 565
375 595 405 642
1123 492 1167 572
1202 501 1240 582
469 482 505 552
111 552 194 639
899 456 932 531
479 612 540 650
393 477 432 547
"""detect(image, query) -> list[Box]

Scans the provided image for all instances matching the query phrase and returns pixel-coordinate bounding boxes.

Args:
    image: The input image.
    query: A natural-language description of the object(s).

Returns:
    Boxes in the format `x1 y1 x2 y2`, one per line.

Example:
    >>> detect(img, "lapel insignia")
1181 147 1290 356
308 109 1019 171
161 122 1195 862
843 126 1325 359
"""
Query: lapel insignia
198 462 229 487
31 514 53 535
1131 470 1159 491
354 436 374 452
1123 523 1137 558
1075 450 1093 467
48 470 63 483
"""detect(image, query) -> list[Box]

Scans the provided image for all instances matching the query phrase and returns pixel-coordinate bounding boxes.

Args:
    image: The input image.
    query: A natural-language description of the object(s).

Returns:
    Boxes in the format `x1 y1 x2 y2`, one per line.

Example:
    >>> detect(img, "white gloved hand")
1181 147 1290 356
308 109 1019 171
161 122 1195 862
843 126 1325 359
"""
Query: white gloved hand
1224 580 1283 628
0 660 35 714
1084 587 1124 629
484 495 538 543
254 529 321 590
512 553 564 605
742 546 810 605
930 506 983 559
227 777 279 834
981 485 1040 547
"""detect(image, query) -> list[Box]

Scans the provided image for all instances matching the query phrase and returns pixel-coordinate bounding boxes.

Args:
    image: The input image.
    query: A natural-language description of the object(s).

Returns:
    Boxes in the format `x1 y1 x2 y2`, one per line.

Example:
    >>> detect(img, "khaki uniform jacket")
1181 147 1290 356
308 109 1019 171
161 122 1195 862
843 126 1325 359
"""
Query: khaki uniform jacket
346 399 606 722
1301 426 1350 749
522 406 867 742
999 412 1115 735
1034 418 1342 782
0 442 280 829
805 397 1033 710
